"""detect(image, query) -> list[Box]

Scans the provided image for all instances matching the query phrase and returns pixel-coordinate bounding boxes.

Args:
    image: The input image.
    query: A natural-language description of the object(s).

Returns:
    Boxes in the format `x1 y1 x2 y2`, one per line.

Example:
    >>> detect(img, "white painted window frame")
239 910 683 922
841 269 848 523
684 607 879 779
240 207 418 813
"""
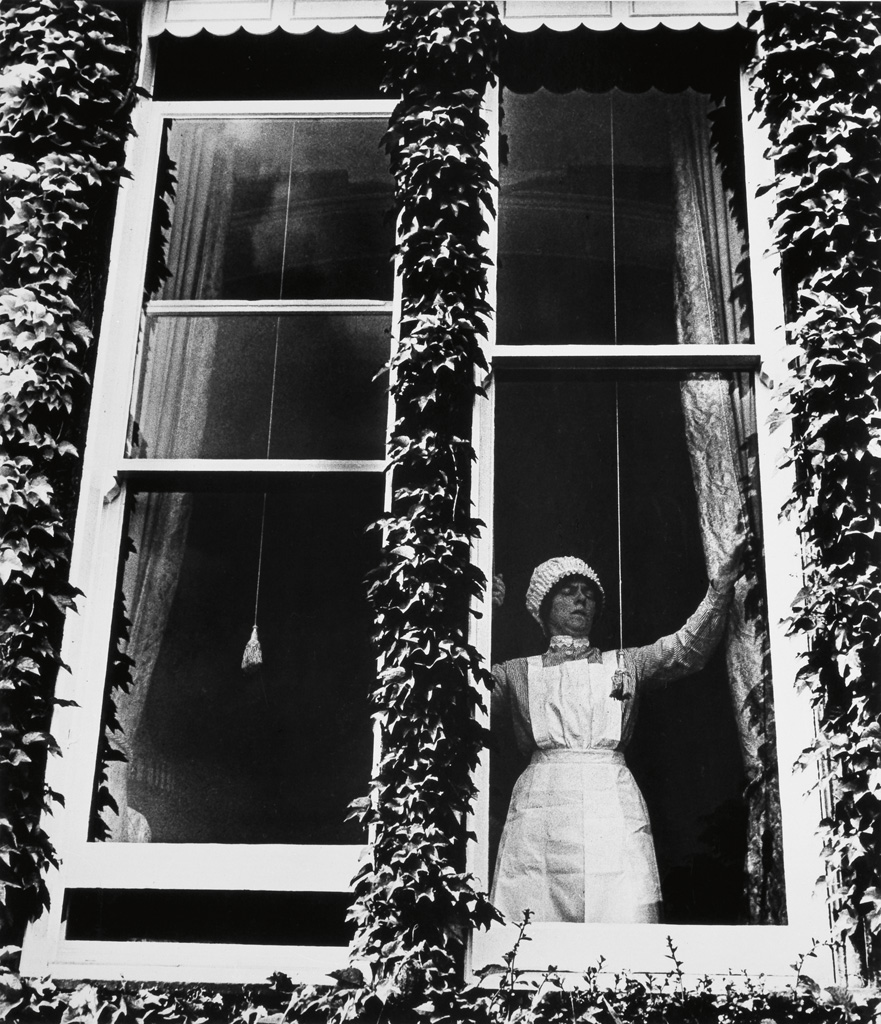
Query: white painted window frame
466 72 837 987
21 96 398 985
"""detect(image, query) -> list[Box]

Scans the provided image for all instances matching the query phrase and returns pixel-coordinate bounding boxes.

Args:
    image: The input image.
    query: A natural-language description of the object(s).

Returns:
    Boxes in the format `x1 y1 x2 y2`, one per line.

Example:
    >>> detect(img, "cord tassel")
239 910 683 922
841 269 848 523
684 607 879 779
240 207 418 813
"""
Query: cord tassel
242 624 263 675
610 648 632 702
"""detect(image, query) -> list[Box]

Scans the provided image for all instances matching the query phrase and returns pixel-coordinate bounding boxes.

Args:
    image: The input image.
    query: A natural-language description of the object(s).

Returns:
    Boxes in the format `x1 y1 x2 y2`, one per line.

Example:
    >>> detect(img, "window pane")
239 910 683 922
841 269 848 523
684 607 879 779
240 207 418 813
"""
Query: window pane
93 476 381 845
154 118 394 301
489 370 784 926
499 90 615 345
129 314 390 460
497 89 751 347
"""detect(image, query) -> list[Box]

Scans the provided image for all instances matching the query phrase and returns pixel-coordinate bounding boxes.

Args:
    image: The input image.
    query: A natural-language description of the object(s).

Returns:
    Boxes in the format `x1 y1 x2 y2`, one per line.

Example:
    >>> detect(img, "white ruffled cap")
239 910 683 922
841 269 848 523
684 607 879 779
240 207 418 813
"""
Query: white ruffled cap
525 556 604 629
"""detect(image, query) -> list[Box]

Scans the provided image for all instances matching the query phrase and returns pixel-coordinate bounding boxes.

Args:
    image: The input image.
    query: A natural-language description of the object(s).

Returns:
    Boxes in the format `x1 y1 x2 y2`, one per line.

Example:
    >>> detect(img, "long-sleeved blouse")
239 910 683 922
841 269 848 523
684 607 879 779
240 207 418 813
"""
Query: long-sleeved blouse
492 580 733 754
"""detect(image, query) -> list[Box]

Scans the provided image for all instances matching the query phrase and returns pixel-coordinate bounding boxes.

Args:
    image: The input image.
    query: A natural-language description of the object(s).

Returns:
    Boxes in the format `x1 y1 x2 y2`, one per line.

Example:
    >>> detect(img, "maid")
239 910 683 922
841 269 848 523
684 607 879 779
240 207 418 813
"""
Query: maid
490 550 740 924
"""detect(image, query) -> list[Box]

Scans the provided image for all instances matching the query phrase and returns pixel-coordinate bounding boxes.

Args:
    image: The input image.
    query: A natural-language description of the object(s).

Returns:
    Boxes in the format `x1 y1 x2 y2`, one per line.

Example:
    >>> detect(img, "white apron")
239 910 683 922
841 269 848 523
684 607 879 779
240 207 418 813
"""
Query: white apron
491 651 662 923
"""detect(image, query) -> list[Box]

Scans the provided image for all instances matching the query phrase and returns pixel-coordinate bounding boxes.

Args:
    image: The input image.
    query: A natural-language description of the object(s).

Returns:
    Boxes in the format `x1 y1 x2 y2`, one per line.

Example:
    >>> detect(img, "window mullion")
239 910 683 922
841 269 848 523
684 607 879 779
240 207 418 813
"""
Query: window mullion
466 80 500 909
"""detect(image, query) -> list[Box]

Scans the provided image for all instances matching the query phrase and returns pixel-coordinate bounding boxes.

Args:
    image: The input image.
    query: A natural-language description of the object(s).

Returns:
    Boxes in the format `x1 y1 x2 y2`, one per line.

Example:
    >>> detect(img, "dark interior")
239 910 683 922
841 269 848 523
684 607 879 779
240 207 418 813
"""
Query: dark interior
152 27 386 101
65 889 354 945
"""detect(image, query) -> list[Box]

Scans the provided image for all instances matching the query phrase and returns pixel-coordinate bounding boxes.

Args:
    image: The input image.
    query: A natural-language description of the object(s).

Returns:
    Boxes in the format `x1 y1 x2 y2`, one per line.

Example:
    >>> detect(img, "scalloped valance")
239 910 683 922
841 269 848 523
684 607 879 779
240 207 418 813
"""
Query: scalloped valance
145 0 755 38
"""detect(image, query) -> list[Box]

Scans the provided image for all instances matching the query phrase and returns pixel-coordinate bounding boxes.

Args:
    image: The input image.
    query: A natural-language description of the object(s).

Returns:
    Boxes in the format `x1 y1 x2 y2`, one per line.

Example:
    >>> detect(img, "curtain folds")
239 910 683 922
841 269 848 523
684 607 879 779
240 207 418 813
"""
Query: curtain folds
102 126 232 841
670 93 786 924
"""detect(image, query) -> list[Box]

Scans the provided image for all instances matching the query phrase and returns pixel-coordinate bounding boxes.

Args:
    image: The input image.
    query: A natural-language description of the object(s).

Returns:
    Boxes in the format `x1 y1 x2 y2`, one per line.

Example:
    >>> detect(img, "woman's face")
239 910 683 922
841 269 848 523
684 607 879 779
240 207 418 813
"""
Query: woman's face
545 577 599 638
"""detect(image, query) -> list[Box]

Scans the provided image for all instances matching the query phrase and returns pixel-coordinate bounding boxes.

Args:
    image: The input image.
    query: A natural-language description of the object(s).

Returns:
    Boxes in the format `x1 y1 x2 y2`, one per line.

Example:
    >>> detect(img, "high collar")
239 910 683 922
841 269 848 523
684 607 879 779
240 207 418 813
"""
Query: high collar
547 634 592 653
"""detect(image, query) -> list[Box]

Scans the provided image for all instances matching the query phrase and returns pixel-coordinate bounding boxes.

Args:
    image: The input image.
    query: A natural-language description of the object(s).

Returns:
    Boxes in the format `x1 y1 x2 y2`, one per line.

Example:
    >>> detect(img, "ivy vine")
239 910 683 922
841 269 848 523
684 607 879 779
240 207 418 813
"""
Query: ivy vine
300 4 503 1021
0 0 138 938
750 0 881 977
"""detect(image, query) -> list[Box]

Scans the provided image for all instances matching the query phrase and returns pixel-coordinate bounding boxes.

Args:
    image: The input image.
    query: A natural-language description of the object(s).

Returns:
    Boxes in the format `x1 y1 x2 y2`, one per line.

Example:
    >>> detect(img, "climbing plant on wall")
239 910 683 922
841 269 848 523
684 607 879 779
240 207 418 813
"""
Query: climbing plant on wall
0 0 137 936
750 0 881 978
301 3 504 1021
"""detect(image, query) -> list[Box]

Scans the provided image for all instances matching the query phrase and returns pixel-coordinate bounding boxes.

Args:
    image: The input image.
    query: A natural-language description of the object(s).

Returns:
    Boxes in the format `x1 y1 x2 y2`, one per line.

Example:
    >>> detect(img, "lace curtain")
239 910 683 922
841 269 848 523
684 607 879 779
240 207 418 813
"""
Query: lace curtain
102 125 232 841
670 93 786 923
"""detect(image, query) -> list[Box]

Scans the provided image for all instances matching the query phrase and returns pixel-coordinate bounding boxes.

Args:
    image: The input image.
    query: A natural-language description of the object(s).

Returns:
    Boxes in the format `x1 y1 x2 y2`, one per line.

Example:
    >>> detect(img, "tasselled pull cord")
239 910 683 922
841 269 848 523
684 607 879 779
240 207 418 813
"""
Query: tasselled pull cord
242 121 297 676
609 91 631 702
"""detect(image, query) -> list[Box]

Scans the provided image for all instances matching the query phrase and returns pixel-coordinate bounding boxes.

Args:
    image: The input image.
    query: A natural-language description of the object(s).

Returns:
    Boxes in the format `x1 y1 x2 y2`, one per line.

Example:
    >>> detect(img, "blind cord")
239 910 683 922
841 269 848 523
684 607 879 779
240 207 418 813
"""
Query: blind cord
251 122 296 632
610 93 624 651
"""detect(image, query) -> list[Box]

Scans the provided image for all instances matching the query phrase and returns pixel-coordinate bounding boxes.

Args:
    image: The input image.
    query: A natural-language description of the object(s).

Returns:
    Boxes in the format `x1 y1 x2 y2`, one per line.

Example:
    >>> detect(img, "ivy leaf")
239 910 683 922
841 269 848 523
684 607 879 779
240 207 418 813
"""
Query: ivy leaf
328 967 366 988
0 547 26 584
473 962 506 979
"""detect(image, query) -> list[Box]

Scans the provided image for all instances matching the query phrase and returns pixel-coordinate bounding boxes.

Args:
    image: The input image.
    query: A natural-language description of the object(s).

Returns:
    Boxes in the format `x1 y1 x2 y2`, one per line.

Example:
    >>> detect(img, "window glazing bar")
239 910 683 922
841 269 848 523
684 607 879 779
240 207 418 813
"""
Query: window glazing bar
145 300 394 316
492 343 760 369
154 100 396 119
117 459 386 485
61 843 360 892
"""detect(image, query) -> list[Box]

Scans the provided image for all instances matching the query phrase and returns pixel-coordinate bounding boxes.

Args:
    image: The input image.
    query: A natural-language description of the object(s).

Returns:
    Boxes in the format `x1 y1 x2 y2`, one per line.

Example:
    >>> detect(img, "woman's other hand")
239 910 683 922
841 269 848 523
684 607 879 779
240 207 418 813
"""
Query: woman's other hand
492 574 506 608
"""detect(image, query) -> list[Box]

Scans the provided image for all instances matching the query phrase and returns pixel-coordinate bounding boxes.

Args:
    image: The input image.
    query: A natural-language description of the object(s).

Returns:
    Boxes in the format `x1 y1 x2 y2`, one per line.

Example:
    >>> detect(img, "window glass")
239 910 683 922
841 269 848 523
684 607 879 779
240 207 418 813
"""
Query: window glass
497 89 751 347
489 369 785 926
129 314 390 460
92 476 381 845
155 118 395 301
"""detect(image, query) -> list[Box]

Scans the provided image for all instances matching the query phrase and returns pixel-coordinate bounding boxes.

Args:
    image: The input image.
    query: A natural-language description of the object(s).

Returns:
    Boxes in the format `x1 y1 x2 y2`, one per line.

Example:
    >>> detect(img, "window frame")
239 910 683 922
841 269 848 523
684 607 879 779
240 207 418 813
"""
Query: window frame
21 96 398 984
465 75 837 985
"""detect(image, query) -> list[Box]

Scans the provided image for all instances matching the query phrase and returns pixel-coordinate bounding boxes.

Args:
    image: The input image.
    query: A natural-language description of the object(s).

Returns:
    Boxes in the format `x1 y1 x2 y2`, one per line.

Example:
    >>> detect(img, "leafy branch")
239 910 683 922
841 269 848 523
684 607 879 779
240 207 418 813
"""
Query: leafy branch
0 0 138 937
302 4 503 1021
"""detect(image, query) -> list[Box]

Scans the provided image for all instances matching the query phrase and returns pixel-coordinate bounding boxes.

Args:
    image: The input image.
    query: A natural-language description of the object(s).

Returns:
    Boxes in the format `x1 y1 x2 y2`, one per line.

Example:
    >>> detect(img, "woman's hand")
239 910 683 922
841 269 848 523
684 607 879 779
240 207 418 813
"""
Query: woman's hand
492 574 506 608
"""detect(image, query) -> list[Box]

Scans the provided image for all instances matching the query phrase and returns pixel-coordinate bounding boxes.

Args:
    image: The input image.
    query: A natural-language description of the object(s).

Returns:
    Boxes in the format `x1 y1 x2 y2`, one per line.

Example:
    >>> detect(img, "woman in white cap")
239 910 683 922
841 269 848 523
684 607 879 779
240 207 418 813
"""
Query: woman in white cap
490 547 741 924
